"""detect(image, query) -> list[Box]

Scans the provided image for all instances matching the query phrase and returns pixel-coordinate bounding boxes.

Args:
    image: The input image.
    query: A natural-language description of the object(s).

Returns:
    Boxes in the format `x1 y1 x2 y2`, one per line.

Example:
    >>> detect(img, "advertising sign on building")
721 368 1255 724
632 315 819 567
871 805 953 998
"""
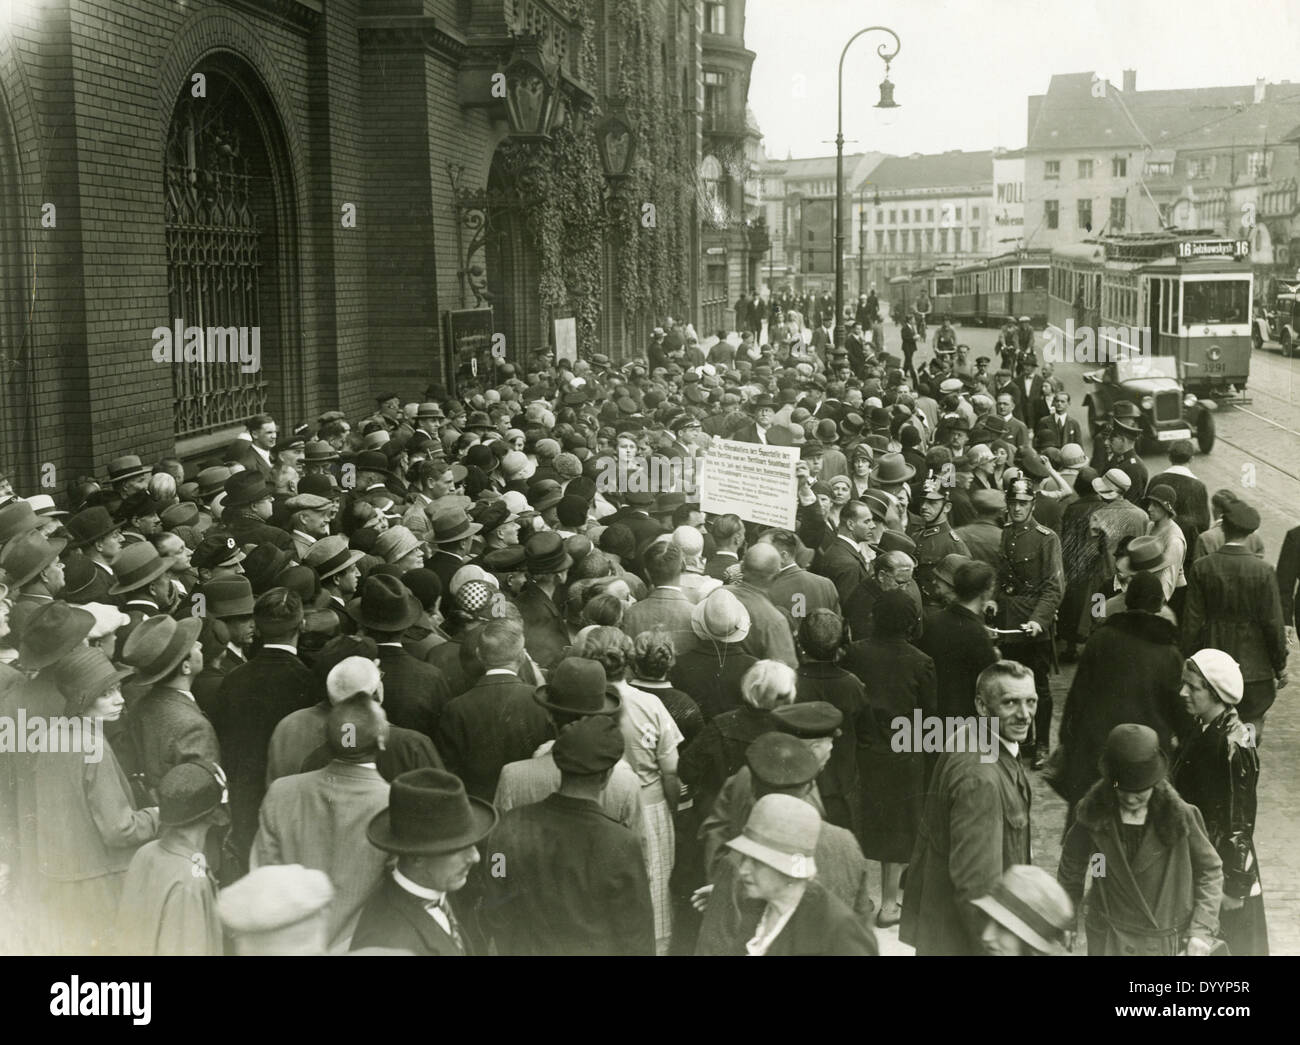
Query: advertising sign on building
993 154 1025 231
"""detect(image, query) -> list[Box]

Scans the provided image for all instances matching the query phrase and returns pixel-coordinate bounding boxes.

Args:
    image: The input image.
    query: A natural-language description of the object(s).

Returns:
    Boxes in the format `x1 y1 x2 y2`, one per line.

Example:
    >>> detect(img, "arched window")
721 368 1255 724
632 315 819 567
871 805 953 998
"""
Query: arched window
164 70 282 438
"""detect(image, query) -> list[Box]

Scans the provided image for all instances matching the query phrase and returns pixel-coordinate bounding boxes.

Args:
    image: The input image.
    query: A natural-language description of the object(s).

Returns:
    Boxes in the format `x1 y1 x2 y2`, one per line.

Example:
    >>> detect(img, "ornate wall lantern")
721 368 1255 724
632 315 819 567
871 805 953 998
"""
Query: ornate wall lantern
501 36 558 141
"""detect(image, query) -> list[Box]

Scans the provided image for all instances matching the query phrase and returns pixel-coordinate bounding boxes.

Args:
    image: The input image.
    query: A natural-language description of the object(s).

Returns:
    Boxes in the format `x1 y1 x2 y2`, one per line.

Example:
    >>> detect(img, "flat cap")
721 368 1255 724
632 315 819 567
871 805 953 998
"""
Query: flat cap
1222 500 1260 533
771 701 843 739
745 732 820 787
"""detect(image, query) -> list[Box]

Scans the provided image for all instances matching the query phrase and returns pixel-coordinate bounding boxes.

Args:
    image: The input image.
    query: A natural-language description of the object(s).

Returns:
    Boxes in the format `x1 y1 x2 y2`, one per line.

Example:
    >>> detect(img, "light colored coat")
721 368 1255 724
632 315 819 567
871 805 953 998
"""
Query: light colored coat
251 760 390 953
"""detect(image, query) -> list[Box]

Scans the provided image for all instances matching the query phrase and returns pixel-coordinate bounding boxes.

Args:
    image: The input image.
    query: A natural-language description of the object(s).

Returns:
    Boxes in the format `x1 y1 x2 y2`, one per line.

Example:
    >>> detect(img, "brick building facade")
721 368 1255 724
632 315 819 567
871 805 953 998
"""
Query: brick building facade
0 0 708 491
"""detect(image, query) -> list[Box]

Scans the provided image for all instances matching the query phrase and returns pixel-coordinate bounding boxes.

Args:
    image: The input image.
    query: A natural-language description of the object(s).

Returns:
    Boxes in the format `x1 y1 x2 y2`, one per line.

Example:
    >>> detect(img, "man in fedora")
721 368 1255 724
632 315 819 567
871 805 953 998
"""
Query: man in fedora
495 657 644 838
109 542 179 651
303 534 365 633
115 761 228 956
348 573 452 741
351 768 497 955
427 507 482 603
514 531 571 671
732 393 792 446
227 413 277 480
483 714 655 956
191 575 256 719
436 619 550 802
1088 468 1149 572
116 491 161 547
0 500 41 553
61 506 123 603
973 864 1075 955
222 471 294 554
212 588 318 866
107 454 152 499
721 793 876 955
253 696 392 953
1 531 67 609
121 614 221 794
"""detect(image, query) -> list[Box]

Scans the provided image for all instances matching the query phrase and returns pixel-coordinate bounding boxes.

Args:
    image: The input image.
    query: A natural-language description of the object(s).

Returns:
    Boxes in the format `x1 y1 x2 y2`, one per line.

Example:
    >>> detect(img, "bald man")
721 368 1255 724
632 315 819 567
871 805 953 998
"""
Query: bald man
252 695 392 953
726 544 799 668
673 525 722 604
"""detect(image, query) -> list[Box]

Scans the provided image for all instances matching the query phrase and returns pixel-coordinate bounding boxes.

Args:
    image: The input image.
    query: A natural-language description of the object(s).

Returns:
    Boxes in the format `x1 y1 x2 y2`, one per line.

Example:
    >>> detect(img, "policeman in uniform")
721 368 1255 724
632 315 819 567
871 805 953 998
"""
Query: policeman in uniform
996 477 1064 769
909 476 970 608
1091 401 1148 505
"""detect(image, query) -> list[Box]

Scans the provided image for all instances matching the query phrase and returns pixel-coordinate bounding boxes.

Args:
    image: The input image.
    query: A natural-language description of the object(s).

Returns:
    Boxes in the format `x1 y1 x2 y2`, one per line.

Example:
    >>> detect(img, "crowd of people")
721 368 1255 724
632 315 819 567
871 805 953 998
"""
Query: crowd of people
0 297 1293 956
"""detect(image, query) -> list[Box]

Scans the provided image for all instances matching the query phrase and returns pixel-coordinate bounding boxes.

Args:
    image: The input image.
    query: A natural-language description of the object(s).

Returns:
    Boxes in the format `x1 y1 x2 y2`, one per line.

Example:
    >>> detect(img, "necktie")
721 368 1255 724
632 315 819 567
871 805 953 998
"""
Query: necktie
426 898 465 953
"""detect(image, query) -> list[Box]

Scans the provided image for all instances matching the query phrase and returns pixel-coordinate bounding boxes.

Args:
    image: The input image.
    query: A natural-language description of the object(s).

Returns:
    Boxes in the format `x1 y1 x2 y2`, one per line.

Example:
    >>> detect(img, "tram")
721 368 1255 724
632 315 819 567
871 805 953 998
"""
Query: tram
908 263 955 320
950 249 1050 326
1047 231 1253 399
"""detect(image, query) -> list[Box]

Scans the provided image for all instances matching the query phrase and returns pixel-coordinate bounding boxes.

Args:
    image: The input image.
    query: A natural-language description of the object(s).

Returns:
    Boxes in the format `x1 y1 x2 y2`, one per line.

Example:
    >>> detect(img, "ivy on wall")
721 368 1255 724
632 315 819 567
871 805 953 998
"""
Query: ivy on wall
496 0 695 357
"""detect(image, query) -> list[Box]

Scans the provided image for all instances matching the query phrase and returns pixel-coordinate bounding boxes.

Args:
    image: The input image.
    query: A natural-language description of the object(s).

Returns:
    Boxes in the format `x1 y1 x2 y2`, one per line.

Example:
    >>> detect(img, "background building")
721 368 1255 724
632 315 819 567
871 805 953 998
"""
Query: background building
0 0 720 486
855 150 993 290
698 0 765 334
1024 70 1300 286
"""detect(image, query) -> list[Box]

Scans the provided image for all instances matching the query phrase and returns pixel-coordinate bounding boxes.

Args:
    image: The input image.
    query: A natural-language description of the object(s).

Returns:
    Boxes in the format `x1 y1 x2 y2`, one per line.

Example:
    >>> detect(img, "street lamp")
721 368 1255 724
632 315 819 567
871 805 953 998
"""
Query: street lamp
500 38 559 141
835 27 900 348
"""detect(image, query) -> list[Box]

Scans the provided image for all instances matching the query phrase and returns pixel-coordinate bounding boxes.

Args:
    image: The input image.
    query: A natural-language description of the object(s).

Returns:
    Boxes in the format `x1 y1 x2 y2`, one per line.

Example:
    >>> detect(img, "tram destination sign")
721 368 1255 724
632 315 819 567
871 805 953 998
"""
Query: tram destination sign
1176 238 1249 260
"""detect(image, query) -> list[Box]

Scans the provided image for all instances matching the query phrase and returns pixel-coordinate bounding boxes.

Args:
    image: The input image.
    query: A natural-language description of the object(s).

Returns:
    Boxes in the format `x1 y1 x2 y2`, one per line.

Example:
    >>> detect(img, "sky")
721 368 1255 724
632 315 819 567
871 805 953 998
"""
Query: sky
745 0 1300 160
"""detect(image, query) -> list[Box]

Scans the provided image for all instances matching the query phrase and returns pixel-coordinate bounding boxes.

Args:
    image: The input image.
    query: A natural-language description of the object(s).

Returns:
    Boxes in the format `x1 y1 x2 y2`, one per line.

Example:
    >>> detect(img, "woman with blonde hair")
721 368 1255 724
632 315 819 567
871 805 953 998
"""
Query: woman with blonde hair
577 626 683 955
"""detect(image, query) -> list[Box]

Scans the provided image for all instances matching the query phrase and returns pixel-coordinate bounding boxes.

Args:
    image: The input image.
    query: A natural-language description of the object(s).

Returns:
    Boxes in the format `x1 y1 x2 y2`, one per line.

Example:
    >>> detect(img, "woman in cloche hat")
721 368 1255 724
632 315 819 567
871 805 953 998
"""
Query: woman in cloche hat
1057 723 1224 955
1170 650 1269 956
24 644 159 954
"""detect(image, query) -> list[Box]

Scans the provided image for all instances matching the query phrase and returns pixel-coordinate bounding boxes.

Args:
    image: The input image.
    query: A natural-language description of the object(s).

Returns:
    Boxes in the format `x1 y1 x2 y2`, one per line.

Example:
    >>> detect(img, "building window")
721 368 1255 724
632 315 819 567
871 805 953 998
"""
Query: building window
955 207 962 221
926 207 934 221
1112 156 1127 178
888 230 897 251
1247 151 1270 178
876 230 884 252
164 76 273 438
1078 158 1093 179
876 209 884 224
953 229 963 252
888 209 896 224
925 229 934 251
1045 159 1060 180
1045 200 1059 229
970 229 978 252
1145 160 1172 177
1077 198 1092 230
938 229 948 252
913 208 921 222
972 206 979 219
705 2 726 34
1109 196 1126 230
1187 155 1216 178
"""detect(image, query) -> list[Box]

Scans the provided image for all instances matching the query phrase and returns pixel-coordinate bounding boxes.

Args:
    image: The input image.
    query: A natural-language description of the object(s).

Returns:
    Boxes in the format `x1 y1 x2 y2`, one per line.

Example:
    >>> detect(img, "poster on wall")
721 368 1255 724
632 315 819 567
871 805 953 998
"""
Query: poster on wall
554 316 577 366
445 307 495 395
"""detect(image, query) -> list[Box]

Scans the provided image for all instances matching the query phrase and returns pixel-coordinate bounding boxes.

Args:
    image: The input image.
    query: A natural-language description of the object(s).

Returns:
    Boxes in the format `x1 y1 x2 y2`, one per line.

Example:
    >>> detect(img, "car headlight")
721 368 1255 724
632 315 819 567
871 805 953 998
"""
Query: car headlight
1207 345 1222 361
1184 393 1198 408
1140 395 1154 411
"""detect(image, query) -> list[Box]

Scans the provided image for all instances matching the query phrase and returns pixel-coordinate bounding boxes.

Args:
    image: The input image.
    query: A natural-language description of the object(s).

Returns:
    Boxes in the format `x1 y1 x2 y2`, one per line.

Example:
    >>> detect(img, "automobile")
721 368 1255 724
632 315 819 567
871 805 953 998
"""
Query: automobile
1082 355 1216 454
1252 290 1299 358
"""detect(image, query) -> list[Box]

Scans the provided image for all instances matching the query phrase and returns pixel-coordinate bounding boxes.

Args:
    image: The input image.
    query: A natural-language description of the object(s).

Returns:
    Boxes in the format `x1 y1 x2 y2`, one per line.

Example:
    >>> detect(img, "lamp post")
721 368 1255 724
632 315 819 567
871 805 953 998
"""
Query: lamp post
835 27 900 348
